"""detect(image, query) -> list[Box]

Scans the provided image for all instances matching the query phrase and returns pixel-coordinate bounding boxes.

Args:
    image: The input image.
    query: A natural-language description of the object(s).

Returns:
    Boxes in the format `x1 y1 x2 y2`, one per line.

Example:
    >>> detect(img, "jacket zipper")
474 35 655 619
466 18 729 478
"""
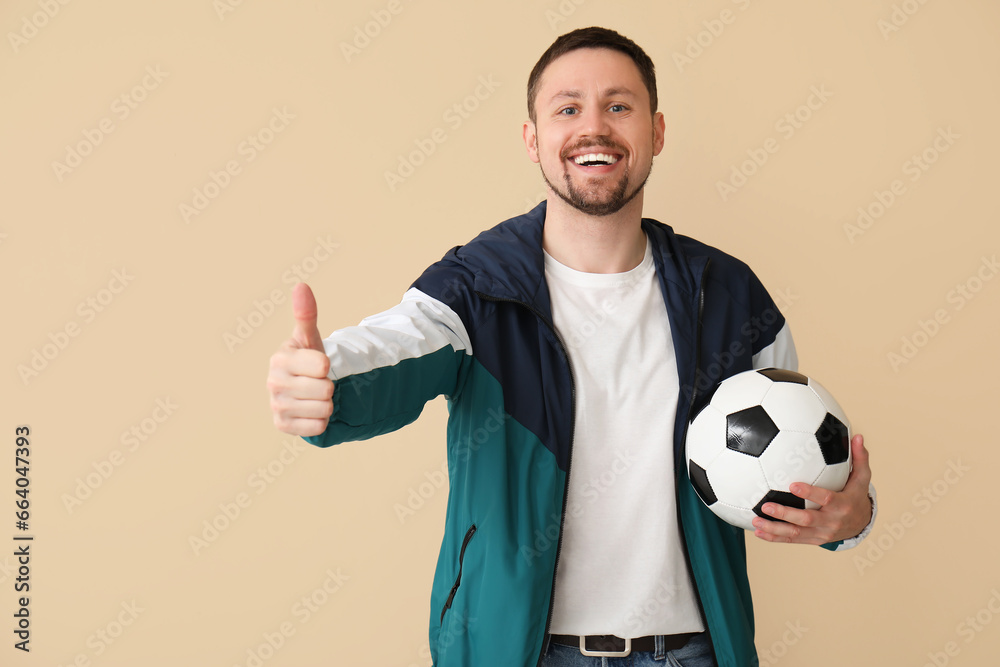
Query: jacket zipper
472 291 577 667
684 259 710 449
673 258 719 664
440 523 478 623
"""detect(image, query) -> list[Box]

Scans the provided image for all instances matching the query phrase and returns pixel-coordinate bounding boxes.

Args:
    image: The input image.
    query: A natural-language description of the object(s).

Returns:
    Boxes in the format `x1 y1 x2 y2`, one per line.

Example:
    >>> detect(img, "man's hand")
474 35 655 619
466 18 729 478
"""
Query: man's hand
752 434 873 545
267 283 335 437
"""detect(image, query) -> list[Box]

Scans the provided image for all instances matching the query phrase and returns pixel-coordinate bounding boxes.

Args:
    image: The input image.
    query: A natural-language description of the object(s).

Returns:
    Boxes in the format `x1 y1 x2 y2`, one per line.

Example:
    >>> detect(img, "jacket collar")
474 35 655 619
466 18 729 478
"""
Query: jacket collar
445 200 704 318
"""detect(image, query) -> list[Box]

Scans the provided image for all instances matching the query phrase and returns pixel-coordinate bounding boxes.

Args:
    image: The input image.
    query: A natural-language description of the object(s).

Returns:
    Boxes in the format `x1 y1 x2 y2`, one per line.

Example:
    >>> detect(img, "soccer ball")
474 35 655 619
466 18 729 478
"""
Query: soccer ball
685 368 852 531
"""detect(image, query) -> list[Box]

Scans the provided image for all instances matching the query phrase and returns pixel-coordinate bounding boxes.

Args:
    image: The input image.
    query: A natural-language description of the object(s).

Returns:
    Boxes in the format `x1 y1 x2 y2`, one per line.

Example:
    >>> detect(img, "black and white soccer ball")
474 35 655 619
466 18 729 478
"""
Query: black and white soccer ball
685 368 852 531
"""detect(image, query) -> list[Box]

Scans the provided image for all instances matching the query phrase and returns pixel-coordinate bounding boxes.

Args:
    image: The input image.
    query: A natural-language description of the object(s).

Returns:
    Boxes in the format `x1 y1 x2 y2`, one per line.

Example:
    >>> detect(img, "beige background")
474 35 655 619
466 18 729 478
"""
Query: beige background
3 1 999 665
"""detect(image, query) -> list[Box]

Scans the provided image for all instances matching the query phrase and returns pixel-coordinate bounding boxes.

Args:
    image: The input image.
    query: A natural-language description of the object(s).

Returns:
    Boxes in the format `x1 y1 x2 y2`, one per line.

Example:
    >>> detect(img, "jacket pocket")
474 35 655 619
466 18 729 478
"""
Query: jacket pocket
440 523 477 623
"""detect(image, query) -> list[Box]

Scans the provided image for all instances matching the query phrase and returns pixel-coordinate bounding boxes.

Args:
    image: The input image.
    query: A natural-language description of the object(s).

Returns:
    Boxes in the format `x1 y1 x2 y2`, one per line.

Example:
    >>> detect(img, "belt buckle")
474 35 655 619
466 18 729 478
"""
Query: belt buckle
579 635 631 657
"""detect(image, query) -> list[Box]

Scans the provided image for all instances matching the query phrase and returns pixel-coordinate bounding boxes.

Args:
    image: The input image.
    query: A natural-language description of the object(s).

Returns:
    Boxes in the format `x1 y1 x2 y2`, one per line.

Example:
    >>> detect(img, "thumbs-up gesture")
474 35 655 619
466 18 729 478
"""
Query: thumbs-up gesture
267 283 335 436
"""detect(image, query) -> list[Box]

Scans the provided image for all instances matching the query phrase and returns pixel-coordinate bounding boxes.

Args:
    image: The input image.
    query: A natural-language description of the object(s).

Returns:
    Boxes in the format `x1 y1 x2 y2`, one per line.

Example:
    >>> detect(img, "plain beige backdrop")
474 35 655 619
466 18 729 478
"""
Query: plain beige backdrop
3 1 999 665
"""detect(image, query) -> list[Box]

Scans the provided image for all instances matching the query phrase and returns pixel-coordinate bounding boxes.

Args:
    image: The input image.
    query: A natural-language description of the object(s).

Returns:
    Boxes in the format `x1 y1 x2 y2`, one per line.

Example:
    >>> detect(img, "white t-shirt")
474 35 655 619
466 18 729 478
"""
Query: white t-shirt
546 233 705 637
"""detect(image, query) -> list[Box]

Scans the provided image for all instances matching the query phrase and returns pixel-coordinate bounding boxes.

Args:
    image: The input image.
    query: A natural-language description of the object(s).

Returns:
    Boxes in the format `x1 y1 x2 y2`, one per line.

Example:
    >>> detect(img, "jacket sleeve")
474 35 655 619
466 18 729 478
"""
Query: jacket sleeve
303 286 472 448
750 317 798 371
747 287 877 552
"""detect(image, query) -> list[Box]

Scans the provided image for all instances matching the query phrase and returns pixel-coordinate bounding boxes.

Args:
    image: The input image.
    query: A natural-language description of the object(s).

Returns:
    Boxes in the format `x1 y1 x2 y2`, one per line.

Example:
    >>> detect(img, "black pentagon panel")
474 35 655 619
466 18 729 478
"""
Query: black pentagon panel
816 413 850 464
756 368 809 385
689 461 717 506
753 490 806 522
726 406 779 457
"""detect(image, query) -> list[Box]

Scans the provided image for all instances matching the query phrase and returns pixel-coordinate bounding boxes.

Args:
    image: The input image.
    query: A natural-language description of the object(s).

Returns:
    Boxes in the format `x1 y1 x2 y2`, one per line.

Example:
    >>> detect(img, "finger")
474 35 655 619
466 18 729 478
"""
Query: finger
850 434 871 479
280 375 335 402
788 481 836 507
827 434 871 494
270 386 334 426
751 515 807 543
752 513 832 545
292 282 325 352
753 527 821 545
759 500 820 528
275 395 334 420
277 416 332 437
277 347 331 379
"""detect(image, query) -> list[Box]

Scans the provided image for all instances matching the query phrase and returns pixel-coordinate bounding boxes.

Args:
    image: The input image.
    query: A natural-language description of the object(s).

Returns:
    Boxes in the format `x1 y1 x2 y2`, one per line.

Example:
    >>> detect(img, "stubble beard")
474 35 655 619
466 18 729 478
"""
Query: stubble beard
540 143 653 217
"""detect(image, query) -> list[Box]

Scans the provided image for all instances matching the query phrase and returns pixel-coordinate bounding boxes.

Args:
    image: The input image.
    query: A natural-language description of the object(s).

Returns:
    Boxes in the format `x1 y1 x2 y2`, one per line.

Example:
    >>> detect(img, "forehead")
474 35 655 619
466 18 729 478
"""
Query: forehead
536 47 647 104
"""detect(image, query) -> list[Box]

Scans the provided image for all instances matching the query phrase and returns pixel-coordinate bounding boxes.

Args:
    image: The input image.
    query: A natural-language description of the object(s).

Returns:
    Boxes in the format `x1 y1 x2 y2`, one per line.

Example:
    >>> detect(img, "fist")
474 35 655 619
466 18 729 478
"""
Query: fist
267 283 335 436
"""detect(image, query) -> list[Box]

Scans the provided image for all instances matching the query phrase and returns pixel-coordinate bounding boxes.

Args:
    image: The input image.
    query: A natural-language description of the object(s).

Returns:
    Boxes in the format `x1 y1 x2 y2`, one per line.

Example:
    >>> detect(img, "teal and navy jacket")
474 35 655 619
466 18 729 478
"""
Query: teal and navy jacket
304 201 850 666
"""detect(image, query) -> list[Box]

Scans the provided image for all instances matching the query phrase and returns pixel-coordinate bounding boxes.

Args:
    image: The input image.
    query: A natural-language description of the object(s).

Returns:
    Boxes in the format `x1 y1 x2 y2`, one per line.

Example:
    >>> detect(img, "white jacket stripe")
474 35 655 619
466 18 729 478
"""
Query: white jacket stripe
751 320 798 371
321 287 473 381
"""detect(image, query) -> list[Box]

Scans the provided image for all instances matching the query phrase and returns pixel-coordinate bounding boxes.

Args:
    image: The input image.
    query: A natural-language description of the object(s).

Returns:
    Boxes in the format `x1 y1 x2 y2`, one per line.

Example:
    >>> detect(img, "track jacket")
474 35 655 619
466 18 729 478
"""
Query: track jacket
305 201 867 667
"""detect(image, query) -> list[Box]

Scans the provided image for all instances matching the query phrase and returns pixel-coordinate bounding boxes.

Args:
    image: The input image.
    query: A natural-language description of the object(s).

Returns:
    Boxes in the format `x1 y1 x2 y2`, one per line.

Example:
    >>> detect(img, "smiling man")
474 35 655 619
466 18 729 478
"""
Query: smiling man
267 26 876 667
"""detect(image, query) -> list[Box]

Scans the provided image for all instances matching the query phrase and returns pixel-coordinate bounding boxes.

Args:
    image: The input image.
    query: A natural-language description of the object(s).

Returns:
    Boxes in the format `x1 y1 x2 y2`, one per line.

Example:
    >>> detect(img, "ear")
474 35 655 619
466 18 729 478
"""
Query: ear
652 111 666 157
523 120 540 164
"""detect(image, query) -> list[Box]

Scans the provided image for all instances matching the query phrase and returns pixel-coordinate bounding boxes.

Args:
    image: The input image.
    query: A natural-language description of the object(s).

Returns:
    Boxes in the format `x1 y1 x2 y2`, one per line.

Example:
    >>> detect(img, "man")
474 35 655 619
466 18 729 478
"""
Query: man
267 27 876 667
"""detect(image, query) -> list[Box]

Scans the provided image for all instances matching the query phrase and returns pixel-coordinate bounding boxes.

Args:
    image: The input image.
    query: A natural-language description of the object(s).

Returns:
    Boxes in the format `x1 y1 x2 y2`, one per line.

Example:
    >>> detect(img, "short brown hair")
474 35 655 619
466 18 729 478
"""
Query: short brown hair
526 27 658 123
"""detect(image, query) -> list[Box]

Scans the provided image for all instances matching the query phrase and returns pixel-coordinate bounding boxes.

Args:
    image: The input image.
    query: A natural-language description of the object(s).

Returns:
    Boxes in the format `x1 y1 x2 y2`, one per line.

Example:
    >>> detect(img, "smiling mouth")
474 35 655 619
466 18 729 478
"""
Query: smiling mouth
572 153 621 166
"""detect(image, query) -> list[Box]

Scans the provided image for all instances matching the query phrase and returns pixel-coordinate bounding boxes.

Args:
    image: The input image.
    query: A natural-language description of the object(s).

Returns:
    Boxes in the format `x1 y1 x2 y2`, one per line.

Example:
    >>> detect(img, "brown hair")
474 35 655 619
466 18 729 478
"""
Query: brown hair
526 26 658 123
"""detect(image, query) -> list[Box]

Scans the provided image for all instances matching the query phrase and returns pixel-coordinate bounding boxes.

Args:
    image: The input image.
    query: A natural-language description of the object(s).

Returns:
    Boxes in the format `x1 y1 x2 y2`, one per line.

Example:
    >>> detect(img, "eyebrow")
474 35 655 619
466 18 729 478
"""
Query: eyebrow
549 87 638 103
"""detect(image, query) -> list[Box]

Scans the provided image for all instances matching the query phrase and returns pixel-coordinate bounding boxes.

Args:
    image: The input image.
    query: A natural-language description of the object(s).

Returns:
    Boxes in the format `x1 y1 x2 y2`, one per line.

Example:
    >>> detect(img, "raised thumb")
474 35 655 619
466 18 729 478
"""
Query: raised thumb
291 282 324 351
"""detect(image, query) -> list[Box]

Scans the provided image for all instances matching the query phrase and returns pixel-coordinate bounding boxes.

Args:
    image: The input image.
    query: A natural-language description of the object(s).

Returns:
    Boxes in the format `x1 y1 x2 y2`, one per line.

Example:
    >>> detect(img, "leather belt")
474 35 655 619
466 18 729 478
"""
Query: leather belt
549 632 697 657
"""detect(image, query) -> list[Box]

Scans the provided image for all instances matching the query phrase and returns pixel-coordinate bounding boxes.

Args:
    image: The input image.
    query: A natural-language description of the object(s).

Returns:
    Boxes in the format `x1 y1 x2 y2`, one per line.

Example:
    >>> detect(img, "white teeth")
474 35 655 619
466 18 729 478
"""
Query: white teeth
573 153 619 165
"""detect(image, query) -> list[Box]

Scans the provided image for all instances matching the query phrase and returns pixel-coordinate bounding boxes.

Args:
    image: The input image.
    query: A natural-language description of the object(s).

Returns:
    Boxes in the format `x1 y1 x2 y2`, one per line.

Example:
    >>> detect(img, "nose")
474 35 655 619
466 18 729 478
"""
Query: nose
577 108 612 139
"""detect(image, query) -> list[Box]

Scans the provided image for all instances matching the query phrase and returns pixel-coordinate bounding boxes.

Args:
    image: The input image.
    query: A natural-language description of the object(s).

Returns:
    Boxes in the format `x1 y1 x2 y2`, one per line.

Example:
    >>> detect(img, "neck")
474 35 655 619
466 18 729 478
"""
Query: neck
541 191 647 273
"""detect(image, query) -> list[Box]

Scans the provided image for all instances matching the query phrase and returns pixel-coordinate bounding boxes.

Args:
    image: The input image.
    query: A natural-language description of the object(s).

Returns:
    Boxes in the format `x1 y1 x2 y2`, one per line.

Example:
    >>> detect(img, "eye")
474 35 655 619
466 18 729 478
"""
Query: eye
609 104 627 113
558 107 578 116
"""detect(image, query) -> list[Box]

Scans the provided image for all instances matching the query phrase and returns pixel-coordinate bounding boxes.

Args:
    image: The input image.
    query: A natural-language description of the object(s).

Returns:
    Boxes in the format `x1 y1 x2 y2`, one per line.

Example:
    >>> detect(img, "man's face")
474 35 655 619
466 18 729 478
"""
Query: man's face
524 47 665 217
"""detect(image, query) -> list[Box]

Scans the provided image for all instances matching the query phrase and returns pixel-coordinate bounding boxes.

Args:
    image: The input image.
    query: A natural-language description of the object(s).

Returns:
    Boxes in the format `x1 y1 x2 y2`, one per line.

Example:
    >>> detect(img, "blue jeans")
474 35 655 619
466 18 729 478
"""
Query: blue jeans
541 632 716 666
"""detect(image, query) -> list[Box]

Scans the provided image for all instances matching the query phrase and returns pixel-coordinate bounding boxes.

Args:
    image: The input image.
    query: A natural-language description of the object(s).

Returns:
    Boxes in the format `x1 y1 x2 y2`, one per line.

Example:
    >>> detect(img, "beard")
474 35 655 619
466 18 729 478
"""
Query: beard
539 140 653 217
